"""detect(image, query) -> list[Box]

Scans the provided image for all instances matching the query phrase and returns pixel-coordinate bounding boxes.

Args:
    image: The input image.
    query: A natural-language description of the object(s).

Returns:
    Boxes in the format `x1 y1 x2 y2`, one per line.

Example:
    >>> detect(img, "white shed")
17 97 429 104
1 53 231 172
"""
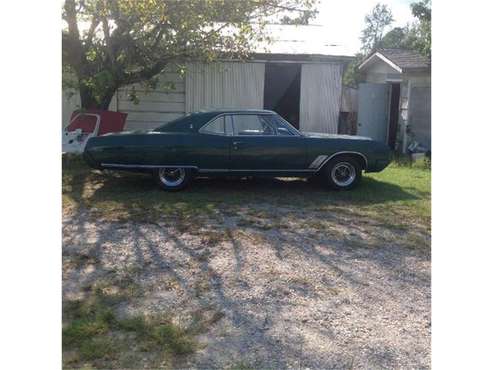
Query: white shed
358 49 431 152
62 53 352 134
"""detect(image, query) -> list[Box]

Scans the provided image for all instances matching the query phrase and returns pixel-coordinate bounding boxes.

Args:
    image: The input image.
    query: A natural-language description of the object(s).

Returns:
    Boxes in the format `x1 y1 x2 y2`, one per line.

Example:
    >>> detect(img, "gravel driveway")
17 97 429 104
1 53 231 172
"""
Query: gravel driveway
63 203 430 369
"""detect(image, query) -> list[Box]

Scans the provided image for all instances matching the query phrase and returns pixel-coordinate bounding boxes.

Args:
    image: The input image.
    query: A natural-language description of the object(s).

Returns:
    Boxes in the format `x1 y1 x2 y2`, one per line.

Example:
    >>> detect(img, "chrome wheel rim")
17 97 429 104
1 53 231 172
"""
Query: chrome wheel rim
158 168 186 187
331 162 356 187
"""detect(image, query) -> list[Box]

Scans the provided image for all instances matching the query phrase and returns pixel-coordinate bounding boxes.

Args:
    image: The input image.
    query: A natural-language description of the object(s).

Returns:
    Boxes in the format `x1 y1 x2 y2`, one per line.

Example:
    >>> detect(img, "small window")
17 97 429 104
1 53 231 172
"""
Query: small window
233 115 275 136
201 116 225 135
265 116 293 136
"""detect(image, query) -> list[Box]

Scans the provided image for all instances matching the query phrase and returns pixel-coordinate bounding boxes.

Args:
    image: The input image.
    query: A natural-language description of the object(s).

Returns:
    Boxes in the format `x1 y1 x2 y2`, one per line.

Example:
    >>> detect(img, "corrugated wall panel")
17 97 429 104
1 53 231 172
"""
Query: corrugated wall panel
117 72 186 130
186 62 265 113
299 63 342 133
117 101 184 113
409 86 431 150
62 89 80 128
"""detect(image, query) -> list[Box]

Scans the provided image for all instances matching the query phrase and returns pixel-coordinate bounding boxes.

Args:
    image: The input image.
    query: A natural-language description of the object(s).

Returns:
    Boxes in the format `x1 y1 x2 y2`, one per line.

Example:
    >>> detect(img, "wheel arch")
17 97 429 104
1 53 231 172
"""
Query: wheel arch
317 151 368 172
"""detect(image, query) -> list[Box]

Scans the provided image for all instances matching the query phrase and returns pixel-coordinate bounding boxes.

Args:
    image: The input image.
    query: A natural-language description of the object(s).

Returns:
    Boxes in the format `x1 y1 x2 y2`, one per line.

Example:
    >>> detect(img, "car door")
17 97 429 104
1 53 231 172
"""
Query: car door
192 115 231 170
229 113 307 171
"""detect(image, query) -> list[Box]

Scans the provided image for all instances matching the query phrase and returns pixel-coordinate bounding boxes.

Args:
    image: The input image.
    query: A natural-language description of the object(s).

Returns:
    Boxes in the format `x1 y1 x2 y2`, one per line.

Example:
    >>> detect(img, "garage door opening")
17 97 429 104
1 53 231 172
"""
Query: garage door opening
263 63 301 128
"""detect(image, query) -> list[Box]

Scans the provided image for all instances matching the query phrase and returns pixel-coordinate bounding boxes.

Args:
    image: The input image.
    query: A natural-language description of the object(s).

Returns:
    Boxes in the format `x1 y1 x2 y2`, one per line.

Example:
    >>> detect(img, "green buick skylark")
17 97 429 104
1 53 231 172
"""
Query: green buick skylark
83 109 391 191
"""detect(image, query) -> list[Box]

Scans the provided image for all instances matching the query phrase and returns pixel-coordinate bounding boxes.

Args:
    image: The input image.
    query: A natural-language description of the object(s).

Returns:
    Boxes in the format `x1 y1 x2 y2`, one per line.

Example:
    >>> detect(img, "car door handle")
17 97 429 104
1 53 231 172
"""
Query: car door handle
232 141 245 150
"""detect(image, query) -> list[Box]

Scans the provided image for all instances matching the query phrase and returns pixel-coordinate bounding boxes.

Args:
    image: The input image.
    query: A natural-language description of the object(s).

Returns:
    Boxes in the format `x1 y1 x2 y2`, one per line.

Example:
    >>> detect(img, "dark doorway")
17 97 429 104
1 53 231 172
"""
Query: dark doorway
387 83 401 148
263 63 301 128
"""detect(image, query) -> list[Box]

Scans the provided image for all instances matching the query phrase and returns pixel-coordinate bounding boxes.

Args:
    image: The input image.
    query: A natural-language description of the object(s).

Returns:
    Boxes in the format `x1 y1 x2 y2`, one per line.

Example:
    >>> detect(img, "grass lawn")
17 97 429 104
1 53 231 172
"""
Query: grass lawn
63 156 431 232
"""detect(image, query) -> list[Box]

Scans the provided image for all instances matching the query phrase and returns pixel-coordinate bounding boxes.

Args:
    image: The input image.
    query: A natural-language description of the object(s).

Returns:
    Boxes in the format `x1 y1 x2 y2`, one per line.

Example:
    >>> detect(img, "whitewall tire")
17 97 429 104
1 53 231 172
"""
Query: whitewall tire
153 167 193 191
323 156 362 190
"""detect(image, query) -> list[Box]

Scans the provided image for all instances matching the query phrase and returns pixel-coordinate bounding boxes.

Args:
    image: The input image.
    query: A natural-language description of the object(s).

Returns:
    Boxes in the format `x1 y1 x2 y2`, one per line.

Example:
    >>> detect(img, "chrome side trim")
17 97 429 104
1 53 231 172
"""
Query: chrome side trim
101 163 198 170
198 169 316 173
198 169 229 173
101 164 316 173
314 151 368 172
309 155 329 169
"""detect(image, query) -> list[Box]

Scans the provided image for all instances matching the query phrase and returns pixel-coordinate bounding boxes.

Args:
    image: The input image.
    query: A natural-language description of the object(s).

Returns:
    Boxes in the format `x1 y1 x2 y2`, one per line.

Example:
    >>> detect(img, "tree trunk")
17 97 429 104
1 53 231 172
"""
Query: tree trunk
79 83 116 110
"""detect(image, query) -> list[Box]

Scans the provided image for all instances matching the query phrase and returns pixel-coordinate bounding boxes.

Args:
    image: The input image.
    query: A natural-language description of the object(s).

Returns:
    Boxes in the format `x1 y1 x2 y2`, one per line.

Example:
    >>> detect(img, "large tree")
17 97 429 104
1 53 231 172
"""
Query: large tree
344 1 431 86
62 0 318 109
343 3 393 87
407 0 431 57
359 3 394 55
380 0 431 57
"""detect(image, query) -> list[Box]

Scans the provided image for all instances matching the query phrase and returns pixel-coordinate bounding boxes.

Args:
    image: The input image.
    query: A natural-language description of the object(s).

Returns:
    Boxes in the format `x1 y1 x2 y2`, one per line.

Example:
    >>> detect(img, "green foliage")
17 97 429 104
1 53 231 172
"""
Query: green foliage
347 0 431 85
378 0 431 57
408 0 431 57
360 3 394 54
380 26 409 49
62 0 318 109
343 53 364 87
280 8 318 25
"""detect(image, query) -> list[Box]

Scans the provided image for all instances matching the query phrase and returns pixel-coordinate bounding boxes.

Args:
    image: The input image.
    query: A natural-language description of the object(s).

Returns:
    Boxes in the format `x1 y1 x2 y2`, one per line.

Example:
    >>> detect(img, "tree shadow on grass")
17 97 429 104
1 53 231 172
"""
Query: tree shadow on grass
72 169 420 217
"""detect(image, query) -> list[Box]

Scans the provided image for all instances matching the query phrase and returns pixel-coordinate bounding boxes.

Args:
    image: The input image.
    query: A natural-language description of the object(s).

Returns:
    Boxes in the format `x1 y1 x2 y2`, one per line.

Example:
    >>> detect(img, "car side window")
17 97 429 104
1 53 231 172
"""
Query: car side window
266 115 295 136
225 115 234 136
232 115 275 136
201 116 225 135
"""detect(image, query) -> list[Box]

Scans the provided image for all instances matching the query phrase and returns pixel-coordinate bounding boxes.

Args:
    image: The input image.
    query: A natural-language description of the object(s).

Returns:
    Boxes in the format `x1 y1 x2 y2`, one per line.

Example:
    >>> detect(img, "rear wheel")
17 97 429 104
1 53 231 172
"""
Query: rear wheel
323 156 362 190
153 167 193 191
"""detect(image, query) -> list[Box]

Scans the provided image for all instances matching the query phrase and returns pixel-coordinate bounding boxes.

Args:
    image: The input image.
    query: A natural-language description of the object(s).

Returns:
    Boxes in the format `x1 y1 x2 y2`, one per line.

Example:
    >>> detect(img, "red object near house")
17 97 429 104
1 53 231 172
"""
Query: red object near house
66 110 128 136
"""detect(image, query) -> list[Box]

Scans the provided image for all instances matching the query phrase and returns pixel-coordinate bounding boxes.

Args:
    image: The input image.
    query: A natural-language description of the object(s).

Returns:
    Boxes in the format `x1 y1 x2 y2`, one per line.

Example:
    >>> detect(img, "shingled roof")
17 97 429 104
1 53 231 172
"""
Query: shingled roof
359 48 430 72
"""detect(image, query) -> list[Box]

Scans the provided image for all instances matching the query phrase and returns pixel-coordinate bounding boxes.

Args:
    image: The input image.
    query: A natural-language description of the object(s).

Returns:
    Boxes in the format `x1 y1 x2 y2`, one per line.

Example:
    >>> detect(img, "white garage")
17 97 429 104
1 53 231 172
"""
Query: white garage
63 53 352 134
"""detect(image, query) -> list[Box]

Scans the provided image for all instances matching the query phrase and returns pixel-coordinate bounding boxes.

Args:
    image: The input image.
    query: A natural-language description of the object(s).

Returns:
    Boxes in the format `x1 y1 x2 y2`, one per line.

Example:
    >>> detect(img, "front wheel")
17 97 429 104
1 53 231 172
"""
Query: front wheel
153 167 193 191
323 156 362 190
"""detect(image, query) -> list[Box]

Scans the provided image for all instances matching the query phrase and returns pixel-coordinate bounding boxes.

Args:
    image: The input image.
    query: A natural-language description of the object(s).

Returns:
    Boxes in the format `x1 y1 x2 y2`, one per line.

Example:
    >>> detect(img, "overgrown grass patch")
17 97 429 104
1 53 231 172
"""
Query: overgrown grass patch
63 280 198 368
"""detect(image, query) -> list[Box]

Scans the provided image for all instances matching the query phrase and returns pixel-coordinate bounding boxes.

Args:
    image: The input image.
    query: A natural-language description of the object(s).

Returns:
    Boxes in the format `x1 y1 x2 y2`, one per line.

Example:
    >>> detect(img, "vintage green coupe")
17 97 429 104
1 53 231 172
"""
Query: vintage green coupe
83 109 391 191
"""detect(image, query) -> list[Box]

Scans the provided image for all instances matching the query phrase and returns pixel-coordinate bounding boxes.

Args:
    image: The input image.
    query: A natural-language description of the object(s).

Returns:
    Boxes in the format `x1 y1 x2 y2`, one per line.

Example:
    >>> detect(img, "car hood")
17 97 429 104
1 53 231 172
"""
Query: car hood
302 132 372 141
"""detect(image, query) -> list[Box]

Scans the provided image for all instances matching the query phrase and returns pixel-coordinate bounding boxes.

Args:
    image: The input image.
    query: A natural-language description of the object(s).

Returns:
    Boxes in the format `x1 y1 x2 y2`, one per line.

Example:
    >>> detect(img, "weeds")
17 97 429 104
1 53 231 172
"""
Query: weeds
63 281 197 368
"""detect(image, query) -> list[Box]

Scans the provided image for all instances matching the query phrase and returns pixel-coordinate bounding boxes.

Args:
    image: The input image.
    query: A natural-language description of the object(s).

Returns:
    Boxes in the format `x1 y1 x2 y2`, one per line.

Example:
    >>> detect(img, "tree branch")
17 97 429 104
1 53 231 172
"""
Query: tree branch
122 59 170 85
85 15 99 45
63 0 83 73
64 0 80 40
102 16 115 64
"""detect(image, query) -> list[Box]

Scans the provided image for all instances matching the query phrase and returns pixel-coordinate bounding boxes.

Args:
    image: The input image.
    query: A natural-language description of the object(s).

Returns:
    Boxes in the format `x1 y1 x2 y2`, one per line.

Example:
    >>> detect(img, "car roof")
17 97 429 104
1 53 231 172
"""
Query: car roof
196 108 276 114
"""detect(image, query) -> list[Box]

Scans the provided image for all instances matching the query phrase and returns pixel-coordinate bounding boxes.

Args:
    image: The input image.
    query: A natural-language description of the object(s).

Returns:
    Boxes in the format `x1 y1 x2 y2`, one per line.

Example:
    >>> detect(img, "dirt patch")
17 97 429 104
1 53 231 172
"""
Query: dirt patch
63 204 430 369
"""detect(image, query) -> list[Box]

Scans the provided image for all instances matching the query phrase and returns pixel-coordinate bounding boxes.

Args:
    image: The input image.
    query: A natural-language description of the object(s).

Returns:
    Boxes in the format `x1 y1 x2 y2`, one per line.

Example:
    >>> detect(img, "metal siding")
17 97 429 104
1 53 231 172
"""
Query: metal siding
341 86 358 113
117 72 186 129
409 86 431 150
62 90 80 128
299 63 342 133
186 62 265 113
62 72 184 130
357 83 390 143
